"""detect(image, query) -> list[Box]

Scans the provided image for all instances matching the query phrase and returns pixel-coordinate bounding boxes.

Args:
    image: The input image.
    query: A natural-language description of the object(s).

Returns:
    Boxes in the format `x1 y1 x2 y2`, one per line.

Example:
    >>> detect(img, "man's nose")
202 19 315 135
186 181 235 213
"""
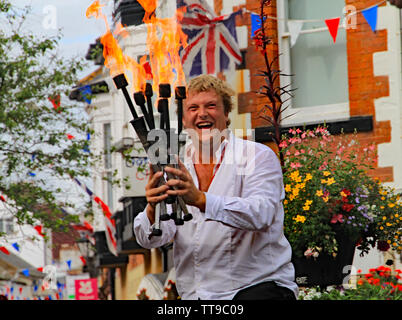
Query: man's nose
198 106 208 118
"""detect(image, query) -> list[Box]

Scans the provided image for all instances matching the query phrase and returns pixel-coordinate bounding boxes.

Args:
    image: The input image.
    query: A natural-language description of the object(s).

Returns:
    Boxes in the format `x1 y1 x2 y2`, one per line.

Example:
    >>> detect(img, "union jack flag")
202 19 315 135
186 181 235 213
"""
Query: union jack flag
177 0 242 77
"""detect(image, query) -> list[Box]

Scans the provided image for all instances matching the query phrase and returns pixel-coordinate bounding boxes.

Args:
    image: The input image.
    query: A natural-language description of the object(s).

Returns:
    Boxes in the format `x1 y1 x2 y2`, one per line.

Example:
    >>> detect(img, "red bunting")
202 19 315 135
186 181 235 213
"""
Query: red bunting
143 61 153 80
34 225 45 237
0 246 10 255
325 17 341 43
80 256 86 265
37 267 44 273
0 195 5 202
83 221 94 233
67 134 75 140
48 95 61 112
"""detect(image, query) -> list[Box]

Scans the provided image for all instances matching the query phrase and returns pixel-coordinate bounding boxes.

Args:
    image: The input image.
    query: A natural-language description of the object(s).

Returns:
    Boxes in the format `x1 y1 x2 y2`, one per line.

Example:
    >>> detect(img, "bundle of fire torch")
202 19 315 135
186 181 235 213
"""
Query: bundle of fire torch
113 74 192 239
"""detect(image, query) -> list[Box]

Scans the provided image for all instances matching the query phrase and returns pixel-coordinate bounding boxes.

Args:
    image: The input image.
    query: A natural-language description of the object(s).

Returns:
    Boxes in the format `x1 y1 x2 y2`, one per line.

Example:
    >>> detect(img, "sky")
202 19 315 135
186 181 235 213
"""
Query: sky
12 0 114 79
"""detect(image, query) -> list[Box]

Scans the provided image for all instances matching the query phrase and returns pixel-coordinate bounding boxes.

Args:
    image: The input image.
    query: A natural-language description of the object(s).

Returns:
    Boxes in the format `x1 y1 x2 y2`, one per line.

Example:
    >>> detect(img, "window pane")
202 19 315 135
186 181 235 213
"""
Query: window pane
288 0 349 108
104 123 112 169
107 172 113 211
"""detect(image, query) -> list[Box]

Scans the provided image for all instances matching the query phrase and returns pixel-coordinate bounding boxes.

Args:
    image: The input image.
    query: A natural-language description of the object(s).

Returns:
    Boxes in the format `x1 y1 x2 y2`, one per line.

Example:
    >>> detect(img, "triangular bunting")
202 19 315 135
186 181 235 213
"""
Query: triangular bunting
362 5 378 33
287 20 304 47
0 246 10 255
22 269 30 277
325 17 341 43
66 260 72 270
11 243 20 252
34 225 45 237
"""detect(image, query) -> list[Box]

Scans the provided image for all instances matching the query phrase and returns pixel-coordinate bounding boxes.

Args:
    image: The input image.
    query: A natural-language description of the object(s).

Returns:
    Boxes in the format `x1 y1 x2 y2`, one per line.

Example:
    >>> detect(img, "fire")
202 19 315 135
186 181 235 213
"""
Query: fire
86 0 188 94
142 2 188 89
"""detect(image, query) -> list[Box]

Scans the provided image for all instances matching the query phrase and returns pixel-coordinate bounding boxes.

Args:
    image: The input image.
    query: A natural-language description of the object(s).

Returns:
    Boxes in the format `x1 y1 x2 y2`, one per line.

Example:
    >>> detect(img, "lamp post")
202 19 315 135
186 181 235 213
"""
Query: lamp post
76 238 97 278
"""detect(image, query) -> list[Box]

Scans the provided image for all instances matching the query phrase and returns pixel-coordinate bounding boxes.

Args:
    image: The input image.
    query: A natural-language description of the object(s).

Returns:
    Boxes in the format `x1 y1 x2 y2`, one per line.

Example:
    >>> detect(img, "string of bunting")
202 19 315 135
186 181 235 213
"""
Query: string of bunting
72 176 118 256
249 0 386 46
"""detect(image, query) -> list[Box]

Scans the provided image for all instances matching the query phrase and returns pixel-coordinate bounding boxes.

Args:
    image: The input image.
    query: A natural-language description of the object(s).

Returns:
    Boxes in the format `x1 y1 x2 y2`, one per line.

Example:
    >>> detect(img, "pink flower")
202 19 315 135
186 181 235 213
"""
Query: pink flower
279 141 288 148
290 162 302 169
318 161 328 170
330 214 344 224
301 132 307 139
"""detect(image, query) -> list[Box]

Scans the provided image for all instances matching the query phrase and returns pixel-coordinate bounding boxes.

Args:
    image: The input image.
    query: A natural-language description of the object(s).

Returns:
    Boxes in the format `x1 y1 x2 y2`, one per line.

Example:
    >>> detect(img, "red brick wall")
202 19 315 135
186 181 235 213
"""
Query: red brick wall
229 0 393 182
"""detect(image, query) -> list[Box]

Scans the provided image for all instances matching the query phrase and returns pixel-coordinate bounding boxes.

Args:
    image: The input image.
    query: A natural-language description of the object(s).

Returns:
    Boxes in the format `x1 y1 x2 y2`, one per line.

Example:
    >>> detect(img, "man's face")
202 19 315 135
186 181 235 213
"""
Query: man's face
182 89 229 144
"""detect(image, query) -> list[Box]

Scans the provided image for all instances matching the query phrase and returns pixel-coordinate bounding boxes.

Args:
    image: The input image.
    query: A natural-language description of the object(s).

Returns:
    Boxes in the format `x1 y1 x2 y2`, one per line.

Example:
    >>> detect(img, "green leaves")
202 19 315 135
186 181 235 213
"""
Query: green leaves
0 2 98 240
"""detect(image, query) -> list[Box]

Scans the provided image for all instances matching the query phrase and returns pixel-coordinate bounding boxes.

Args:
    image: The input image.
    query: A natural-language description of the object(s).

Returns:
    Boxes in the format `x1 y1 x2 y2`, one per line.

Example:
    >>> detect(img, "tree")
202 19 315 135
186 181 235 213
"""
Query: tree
0 1 94 239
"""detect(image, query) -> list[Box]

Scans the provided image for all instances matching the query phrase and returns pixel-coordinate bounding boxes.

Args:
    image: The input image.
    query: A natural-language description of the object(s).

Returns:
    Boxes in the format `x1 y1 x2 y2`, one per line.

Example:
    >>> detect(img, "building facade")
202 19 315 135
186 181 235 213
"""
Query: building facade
75 0 402 299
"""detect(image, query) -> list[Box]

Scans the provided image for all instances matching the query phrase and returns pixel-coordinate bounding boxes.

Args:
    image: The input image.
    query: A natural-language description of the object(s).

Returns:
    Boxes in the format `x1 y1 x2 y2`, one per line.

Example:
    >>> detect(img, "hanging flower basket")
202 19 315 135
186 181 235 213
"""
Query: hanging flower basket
292 226 357 287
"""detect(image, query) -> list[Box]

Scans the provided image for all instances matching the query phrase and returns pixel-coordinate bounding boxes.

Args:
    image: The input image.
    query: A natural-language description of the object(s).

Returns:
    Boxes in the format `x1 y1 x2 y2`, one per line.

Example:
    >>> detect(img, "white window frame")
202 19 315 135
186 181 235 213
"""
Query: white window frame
277 1 350 126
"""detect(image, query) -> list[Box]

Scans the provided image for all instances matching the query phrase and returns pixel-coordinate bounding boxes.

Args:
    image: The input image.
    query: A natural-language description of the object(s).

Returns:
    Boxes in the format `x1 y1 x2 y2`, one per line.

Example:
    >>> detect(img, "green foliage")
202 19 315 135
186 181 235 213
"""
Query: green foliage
0 1 95 236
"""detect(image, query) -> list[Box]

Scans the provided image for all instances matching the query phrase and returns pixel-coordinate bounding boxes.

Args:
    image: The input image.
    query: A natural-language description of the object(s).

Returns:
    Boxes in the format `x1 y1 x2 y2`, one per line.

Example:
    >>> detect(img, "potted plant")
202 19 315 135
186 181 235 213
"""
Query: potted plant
280 126 402 287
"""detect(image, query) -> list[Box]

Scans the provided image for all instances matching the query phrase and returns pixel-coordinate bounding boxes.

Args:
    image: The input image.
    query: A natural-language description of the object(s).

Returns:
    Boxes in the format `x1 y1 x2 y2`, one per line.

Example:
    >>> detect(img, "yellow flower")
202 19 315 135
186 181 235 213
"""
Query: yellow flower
326 177 335 185
290 170 300 182
388 203 395 208
285 184 292 192
304 173 313 181
323 196 329 203
305 200 313 206
289 194 295 201
294 215 306 223
283 200 288 205
383 216 387 220
321 179 327 184
303 205 310 211
323 171 331 176
340 191 348 197
292 188 300 197
316 190 323 197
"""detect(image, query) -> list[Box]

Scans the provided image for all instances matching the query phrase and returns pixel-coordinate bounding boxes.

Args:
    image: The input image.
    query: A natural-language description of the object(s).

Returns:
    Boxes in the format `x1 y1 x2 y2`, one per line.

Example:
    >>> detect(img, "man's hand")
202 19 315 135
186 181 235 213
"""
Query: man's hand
389 0 402 9
164 160 206 212
145 165 169 224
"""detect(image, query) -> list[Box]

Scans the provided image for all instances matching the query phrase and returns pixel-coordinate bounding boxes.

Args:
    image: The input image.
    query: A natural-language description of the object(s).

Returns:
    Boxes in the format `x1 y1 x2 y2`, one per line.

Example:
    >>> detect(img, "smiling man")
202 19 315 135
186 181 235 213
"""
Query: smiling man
134 75 298 300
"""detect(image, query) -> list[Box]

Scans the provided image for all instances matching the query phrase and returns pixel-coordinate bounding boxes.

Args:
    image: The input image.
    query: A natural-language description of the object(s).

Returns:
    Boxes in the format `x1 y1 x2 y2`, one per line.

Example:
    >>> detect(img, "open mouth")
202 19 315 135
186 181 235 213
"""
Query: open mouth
196 122 213 129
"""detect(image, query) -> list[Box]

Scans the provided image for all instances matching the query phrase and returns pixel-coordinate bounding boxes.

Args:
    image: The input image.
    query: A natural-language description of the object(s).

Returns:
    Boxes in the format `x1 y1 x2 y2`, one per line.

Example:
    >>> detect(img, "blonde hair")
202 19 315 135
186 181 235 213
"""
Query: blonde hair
187 75 235 125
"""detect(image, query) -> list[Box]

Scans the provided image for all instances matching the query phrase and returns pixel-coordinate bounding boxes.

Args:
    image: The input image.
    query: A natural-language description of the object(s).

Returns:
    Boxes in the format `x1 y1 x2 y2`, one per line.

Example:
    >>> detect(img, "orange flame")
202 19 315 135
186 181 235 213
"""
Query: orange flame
86 0 187 95
142 3 188 90
86 0 104 19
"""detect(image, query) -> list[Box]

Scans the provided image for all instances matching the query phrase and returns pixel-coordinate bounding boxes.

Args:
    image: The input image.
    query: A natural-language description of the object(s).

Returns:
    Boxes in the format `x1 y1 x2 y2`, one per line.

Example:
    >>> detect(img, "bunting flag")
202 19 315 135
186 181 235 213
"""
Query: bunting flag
72 177 118 256
66 260 72 270
34 225 45 237
67 134 75 140
80 256 87 265
287 20 304 47
325 17 341 43
0 195 5 202
178 0 242 76
362 5 378 32
22 269 30 277
11 242 19 252
48 95 61 111
37 267 44 273
248 1 381 47
0 246 10 255
79 85 92 104
250 12 266 38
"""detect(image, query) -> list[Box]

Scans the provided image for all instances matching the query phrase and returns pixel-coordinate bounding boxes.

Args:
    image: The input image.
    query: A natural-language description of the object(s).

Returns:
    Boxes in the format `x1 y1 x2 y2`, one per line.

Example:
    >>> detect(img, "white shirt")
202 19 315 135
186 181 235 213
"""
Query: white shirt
134 132 298 300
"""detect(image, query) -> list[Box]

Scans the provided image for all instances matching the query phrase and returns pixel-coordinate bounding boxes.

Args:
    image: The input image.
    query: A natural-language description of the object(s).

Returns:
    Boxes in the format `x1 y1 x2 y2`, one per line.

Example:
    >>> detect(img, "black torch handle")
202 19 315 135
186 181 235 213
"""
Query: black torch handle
145 83 155 130
122 87 139 119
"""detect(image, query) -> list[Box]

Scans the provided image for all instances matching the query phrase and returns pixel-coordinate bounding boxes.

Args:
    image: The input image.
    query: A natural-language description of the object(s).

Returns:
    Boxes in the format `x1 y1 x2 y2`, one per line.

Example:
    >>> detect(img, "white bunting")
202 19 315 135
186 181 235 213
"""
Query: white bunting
287 20 304 47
